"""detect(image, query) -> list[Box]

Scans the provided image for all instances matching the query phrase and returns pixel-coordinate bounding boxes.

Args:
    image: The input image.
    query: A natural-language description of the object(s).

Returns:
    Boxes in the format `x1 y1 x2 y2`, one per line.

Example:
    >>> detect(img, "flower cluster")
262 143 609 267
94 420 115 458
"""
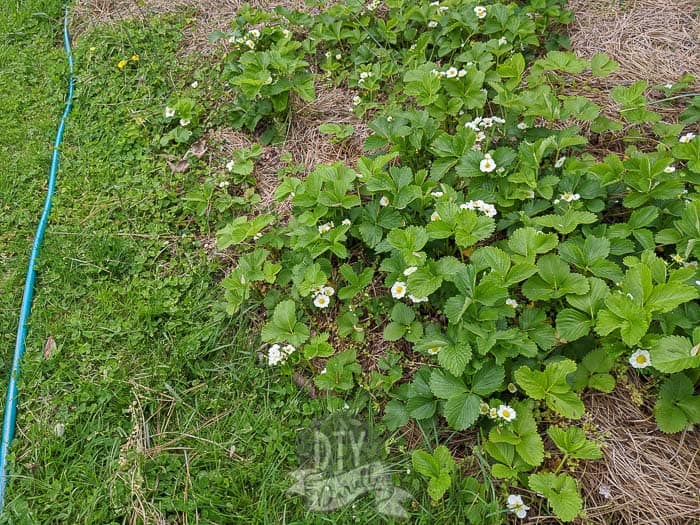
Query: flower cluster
481 403 517 422
318 221 334 234
464 115 505 131
560 192 581 203
313 285 335 309
267 343 296 366
228 28 261 50
460 199 498 217
432 66 467 79
358 70 374 85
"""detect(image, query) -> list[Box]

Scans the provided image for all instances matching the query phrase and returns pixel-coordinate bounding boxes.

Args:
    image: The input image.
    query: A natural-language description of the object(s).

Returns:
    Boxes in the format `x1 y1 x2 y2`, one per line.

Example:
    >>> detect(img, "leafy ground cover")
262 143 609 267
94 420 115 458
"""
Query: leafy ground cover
1 0 699 523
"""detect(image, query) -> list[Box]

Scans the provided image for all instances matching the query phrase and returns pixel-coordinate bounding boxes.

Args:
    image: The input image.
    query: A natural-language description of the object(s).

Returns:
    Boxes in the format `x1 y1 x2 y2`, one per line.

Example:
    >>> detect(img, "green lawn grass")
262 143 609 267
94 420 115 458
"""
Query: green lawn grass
0 2 499 523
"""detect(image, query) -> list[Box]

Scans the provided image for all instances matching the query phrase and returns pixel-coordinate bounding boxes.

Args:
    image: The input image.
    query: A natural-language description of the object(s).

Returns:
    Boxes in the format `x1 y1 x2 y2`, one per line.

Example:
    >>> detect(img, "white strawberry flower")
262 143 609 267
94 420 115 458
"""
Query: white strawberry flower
507 494 530 519
164 106 175 118
430 211 441 222
497 404 517 422
505 298 518 308
427 20 438 28
479 153 497 173
664 165 676 173
379 196 390 206
322 286 335 296
313 294 331 308
555 156 567 168
679 132 696 143
445 67 459 78
391 281 407 299
474 5 487 18
517 122 528 130
629 349 651 369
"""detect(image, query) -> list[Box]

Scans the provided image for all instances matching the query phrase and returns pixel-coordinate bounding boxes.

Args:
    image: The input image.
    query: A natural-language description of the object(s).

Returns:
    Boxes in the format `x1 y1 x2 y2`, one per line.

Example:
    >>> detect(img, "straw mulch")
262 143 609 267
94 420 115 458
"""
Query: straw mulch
577 376 700 525
567 0 700 87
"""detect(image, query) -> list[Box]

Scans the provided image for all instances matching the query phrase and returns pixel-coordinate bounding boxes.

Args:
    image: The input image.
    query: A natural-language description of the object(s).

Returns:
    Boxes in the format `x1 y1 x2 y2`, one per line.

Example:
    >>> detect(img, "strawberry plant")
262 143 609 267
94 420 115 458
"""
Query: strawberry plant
209 0 700 520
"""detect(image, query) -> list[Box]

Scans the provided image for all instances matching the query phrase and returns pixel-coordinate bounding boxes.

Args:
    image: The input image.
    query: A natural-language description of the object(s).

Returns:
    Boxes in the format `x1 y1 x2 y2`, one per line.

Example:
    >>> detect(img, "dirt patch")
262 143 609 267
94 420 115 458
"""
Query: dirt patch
578 375 700 525
207 85 368 209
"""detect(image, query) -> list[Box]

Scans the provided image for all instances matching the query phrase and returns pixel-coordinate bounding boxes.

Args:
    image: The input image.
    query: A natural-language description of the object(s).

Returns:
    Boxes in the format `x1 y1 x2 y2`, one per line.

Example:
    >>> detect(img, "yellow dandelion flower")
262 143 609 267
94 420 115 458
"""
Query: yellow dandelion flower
130 54 140 62
117 59 128 69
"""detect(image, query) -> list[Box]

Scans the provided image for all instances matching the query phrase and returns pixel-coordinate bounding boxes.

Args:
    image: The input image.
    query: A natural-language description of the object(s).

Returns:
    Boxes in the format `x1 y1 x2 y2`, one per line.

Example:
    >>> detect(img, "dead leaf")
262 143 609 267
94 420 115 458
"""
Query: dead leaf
44 336 56 359
189 139 207 158
167 159 190 173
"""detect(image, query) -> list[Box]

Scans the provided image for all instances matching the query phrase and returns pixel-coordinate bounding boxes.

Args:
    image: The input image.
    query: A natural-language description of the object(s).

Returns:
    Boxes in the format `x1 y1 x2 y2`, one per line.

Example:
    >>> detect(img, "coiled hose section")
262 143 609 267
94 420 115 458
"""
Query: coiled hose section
0 6 74 511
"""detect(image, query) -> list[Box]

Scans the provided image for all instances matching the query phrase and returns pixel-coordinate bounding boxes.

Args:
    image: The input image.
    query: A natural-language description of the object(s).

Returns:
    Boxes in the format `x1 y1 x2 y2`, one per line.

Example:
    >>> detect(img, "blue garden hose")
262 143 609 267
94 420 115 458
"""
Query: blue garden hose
0 6 75 511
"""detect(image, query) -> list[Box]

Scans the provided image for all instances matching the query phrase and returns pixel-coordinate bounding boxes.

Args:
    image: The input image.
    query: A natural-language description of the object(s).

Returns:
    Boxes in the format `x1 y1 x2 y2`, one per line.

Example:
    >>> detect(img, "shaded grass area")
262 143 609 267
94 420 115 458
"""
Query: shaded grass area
0 3 499 524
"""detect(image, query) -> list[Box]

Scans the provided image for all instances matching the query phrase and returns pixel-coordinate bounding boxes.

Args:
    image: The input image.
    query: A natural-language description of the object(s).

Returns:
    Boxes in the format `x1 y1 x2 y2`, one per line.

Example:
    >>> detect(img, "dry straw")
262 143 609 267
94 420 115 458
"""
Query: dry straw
567 0 700 87
579 376 700 525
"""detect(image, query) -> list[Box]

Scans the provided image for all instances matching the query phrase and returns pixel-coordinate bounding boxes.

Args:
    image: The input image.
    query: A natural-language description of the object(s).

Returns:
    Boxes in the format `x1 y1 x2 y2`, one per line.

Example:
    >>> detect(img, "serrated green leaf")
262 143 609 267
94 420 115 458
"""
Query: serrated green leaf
444 392 481 430
547 426 603 459
438 343 472 377
556 308 592 341
383 321 407 341
654 374 700 433
522 254 589 301
508 227 559 262
384 400 410 430
529 473 583 522
650 335 700 373
407 267 443 297
471 362 505 396
515 360 584 419
430 370 467 399
491 463 518 479
590 53 618 77
260 300 310 346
